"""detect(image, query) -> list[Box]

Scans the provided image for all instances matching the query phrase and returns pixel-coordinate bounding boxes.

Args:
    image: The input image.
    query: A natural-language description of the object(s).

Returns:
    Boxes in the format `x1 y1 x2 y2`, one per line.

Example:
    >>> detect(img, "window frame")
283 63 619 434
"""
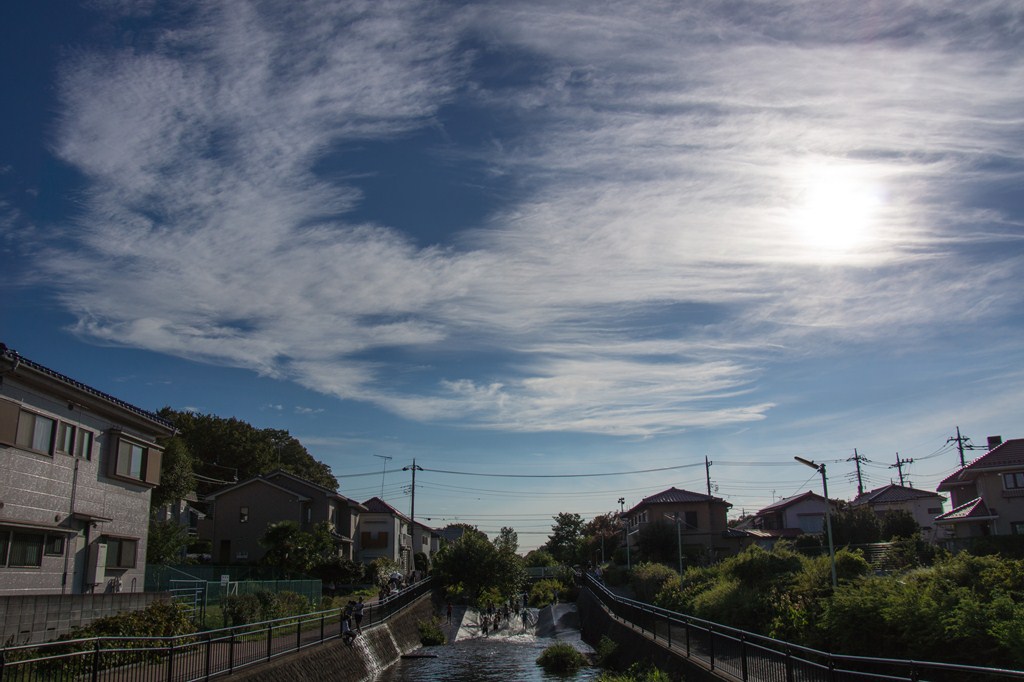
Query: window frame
108 431 162 486
1003 472 1024 490
44 534 66 556
7 531 45 568
104 537 138 569
15 410 57 456
0 399 95 460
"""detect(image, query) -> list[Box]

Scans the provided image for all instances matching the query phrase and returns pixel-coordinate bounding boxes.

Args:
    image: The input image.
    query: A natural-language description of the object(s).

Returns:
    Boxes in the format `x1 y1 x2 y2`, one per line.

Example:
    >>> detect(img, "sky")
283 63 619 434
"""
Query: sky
2 1 1023 552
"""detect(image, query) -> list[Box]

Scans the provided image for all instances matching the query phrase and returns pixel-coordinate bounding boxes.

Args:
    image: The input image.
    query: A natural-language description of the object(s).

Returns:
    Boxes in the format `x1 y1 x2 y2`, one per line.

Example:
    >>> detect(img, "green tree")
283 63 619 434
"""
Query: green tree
880 509 919 540
259 521 336 576
547 512 585 565
829 504 881 545
635 519 677 564
146 516 190 564
159 409 337 491
582 512 622 565
495 526 518 555
151 437 196 509
524 548 558 567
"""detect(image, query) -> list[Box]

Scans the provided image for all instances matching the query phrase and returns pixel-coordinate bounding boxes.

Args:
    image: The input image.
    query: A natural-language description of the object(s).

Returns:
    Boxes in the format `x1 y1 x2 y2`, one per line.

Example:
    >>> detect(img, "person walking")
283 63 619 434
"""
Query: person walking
446 600 453 624
354 597 365 631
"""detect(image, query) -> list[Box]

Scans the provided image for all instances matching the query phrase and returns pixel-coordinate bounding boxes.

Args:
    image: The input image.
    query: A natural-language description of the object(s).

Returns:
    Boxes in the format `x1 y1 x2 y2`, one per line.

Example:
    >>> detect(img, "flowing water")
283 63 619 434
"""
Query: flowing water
372 605 602 682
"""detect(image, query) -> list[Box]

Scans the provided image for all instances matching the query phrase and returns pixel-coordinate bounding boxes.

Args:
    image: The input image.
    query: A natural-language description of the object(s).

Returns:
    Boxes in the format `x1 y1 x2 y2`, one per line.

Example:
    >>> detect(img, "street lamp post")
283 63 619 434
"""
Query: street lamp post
618 497 631 570
794 456 837 588
668 512 683 576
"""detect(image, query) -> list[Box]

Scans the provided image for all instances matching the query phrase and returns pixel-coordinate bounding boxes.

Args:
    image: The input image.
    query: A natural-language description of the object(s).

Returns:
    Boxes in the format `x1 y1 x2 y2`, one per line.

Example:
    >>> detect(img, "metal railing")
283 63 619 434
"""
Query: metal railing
0 578 432 682
582 572 1024 682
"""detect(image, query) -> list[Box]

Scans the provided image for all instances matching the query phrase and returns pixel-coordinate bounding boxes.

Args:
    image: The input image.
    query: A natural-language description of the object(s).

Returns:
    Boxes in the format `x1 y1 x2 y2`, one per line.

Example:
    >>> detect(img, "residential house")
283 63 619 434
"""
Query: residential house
624 487 737 561
0 344 174 595
411 520 440 564
357 497 413 572
746 491 836 539
935 437 1024 538
849 484 946 541
200 470 365 564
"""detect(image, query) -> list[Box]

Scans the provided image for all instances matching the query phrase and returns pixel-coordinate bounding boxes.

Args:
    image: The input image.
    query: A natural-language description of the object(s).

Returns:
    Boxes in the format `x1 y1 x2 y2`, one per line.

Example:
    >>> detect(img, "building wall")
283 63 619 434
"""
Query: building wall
0 381 154 596
872 497 945 540
781 498 829 534
204 483 306 563
976 472 1024 535
0 591 166 645
357 513 412 570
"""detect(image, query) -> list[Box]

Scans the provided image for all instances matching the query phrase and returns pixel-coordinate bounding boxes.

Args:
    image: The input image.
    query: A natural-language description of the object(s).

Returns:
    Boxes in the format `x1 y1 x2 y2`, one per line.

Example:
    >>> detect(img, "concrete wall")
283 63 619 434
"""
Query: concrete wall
0 591 167 645
577 588 718 682
226 591 440 682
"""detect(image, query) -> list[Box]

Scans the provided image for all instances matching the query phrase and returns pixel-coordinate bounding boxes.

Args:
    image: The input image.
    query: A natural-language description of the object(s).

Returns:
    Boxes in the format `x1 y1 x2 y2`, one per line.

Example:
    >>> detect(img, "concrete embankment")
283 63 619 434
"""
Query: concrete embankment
576 588 718 682
226 592 440 682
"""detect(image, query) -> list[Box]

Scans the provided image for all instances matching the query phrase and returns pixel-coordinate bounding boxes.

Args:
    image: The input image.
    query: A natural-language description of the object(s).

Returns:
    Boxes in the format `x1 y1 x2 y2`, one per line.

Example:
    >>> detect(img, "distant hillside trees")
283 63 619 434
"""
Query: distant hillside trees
158 408 337 491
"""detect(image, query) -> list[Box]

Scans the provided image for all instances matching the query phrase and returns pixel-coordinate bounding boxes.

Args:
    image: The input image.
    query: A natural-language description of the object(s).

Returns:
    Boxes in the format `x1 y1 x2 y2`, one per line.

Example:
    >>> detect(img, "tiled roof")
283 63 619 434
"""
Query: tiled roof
938 439 1024 491
934 497 996 522
362 496 411 522
851 484 944 506
626 487 730 515
0 343 174 432
756 490 825 514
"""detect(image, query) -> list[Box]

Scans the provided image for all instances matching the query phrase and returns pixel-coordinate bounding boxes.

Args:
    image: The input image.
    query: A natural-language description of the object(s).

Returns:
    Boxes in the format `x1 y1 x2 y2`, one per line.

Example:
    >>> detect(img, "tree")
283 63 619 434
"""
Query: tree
636 519 678 564
880 510 920 540
582 512 622 564
495 526 519 555
147 516 190 564
259 521 336 576
151 437 196 509
158 409 338 492
830 505 882 546
524 548 558 568
547 512 585 565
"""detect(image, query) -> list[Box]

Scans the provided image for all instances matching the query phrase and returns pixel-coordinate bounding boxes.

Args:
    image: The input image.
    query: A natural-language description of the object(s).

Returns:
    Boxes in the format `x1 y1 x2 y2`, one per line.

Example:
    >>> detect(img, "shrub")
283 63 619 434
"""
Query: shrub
223 593 262 626
630 562 677 602
417 617 447 646
536 641 587 674
597 662 671 681
595 635 623 671
275 591 311 617
529 578 565 606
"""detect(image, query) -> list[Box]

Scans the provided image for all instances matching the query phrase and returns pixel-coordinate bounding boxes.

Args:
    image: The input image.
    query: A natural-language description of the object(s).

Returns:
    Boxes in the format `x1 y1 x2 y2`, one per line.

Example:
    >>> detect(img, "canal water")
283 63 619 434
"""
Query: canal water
373 606 602 681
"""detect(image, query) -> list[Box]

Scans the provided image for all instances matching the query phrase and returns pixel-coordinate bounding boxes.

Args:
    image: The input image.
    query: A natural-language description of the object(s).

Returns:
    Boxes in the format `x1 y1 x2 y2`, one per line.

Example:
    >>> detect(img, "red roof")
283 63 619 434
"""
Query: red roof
362 496 411 522
626 487 730 515
934 497 996 522
851 484 944 506
937 438 1024 491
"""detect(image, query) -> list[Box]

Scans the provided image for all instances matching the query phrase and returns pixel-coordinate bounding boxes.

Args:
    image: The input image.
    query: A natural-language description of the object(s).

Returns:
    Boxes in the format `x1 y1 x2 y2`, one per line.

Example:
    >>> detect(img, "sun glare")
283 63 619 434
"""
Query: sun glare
790 165 883 257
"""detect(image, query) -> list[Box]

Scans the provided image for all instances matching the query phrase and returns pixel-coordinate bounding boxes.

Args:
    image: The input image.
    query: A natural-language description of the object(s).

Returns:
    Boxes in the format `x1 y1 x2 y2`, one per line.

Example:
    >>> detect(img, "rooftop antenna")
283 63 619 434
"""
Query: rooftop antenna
373 454 392 498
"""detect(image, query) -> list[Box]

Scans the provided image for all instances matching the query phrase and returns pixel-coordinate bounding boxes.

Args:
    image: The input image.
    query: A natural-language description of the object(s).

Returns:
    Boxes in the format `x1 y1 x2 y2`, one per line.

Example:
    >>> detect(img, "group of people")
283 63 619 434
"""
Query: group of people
341 597 365 645
475 598 533 637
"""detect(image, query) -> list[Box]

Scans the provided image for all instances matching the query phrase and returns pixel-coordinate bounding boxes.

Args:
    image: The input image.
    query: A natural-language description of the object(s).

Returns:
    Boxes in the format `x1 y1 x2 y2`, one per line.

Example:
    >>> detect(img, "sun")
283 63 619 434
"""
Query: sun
790 165 882 256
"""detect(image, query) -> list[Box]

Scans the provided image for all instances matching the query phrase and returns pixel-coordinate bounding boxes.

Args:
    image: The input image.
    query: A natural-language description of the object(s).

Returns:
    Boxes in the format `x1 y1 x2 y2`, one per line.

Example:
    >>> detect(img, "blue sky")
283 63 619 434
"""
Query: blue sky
3 1 1023 550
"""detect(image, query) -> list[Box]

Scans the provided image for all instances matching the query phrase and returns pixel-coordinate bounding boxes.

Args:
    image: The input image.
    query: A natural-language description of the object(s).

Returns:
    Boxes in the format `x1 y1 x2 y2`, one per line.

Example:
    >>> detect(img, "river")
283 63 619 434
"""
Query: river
373 605 603 681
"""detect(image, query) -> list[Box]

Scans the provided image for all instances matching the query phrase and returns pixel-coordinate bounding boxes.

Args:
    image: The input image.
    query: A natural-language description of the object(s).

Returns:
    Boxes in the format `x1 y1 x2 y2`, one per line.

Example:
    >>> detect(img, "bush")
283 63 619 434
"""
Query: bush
597 662 671 681
536 641 588 674
595 635 623 671
630 562 677 602
529 578 565 606
276 591 311 617
417 617 447 646
223 593 262 626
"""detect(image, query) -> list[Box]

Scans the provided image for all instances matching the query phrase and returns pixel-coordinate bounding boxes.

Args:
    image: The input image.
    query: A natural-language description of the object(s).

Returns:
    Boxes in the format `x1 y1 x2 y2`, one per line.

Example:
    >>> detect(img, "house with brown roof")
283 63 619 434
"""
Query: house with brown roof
746 490 837 538
200 470 365 564
0 344 175 594
624 487 739 561
935 437 1024 538
850 484 946 541
357 497 413 572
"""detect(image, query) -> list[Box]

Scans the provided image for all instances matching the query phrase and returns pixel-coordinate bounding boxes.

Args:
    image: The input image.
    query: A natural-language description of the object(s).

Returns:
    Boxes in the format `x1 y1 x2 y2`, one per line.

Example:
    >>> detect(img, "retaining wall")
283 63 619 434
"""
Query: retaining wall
577 588 718 682
0 591 168 645
225 592 440 682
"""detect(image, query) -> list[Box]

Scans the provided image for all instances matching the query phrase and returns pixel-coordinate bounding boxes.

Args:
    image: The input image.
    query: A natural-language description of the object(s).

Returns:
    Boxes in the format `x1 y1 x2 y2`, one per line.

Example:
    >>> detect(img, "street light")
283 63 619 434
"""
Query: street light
794 457 837 588
618 497 631 570
666 513 683 576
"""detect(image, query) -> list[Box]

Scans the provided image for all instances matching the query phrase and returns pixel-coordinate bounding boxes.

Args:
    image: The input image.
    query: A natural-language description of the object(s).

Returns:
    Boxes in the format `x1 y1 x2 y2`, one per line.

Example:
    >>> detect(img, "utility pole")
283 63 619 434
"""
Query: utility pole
402 459 423 569
618 497 631 570
373 454 392 498
705 455 713 497
889 453 914 486
847 448 867 496
947 426 970 468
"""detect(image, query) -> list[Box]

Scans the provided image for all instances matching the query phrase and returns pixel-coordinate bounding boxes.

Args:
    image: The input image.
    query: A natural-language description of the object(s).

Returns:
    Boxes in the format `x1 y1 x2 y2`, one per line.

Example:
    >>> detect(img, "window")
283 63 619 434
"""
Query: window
239 506 249 523
56 422 75 455
104 538 137 569
798 514 825 534
1012 522 1024 536
8 532 44 567
16 411 55 454
54 424 93 459
1004 473 1024 490
45 535 65 556
109 432 162 486
684 511 699 530
927 507 943 515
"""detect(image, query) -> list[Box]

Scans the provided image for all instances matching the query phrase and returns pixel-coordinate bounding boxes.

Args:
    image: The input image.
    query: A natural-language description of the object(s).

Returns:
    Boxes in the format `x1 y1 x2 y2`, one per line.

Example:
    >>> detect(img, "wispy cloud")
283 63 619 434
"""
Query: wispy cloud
33 0 1024 437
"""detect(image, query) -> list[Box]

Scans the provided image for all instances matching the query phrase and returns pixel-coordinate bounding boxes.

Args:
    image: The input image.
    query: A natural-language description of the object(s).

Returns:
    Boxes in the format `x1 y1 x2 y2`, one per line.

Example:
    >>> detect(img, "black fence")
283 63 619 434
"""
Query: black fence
582 572 1024 682
0 578 432 682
